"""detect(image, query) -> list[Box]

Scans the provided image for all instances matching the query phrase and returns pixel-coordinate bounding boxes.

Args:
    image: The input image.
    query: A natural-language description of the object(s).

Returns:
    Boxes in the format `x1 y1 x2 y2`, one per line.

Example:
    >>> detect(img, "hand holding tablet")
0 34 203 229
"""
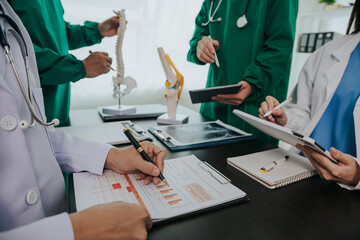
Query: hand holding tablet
189 84 242 104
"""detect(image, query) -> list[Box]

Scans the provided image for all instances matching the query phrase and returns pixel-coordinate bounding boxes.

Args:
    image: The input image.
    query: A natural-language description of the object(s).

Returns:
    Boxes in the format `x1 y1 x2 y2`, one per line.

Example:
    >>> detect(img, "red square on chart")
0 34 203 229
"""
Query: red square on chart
126 187 132 192
112 183 121 189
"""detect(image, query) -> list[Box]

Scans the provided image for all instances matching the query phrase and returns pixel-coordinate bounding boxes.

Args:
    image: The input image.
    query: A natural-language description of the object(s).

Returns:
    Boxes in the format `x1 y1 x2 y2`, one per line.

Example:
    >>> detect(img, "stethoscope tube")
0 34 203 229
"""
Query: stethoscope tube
202 0 223 26
0 7 59 128
202 0 250 28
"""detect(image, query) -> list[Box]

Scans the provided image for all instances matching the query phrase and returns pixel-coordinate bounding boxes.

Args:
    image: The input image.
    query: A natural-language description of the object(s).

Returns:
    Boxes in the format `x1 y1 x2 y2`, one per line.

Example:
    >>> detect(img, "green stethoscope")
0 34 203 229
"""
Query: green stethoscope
202 0 251 28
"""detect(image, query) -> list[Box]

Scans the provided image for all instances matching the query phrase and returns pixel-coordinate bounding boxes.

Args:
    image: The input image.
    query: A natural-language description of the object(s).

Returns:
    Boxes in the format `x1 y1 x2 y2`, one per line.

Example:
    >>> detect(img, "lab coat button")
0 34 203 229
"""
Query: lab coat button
0 115 17 131
26 191 38 205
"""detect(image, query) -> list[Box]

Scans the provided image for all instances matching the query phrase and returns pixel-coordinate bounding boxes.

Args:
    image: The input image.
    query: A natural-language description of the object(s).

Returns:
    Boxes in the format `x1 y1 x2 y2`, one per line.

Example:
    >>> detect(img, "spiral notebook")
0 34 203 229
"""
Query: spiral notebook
227 148 318 189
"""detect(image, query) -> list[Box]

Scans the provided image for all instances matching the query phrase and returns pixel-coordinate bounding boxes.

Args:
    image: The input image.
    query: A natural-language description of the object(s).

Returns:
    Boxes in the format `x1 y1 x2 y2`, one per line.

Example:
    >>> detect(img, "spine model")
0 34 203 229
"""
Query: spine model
112 9 136 100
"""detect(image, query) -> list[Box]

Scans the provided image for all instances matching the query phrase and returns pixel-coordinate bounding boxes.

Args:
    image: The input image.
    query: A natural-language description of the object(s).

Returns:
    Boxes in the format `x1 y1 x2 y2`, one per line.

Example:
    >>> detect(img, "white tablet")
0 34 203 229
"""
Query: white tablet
233 109 337 163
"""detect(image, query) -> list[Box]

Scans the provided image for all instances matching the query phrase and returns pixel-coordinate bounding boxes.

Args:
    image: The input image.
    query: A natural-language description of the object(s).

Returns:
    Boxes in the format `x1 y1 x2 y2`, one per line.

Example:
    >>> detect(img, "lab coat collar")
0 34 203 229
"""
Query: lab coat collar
324 33 360 101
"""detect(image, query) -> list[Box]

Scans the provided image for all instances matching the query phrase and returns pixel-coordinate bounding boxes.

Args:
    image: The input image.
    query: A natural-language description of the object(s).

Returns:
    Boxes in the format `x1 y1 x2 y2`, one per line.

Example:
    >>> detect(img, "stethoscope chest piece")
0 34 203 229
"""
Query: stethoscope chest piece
237 15 248 29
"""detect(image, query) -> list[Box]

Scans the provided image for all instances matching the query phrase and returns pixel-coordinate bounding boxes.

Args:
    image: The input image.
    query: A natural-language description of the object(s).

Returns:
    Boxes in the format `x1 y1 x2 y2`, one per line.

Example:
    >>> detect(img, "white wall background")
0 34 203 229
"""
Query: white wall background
63 0 354 111
62 0 208 111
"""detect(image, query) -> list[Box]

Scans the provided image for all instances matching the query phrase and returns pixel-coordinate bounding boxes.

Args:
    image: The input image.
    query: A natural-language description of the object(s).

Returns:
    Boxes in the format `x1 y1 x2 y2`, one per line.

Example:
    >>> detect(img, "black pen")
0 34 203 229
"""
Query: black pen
123 128 169 186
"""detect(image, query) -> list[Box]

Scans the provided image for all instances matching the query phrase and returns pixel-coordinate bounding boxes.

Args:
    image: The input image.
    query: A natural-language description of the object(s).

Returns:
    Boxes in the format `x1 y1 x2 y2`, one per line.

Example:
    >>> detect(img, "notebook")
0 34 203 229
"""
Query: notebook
73 155 248 224
227 148 318 189
148 120 253 151
59 121 151 145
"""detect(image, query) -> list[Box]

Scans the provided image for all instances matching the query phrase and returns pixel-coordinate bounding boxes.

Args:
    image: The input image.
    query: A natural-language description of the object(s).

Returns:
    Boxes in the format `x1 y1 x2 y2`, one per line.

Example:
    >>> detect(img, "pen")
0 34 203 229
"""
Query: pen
208 35 220 68
89 50 115 71
260 155 289 173
123 128 169 186
263 97 293 117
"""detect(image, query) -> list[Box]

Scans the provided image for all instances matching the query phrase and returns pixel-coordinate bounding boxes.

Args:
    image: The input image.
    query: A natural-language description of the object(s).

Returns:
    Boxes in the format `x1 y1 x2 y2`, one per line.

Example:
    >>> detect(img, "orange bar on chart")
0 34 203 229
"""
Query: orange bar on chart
124 174 146 208
168 199 182 206
156 184 167 190
164 194 177 200
112 183 121 189
160 189 173 194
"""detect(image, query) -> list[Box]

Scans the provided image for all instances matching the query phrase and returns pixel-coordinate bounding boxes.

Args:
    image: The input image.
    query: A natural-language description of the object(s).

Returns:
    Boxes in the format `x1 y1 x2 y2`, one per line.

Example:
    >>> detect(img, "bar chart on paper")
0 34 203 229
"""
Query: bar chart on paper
74 155 247 221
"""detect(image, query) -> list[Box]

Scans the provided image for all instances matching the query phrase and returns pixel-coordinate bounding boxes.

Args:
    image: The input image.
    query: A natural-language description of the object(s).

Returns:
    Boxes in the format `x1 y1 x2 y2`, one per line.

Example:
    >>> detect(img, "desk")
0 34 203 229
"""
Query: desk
69 106 360 240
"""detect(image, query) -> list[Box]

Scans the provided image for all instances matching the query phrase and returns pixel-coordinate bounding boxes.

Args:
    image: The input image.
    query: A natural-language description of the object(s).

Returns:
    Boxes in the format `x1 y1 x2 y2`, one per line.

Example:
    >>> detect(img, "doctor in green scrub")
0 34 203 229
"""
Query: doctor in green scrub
8 0 120 126
188 0 298 143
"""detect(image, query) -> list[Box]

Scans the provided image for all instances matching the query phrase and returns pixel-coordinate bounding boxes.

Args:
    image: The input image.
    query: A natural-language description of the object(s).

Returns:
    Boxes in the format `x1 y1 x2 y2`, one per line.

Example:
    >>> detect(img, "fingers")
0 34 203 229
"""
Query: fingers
134 159 160 177
83 52 113 77
135 173 161 185
330 147 354 165
212 96 243 105
203 36 215 54
143 142 167 172
197 36 216 63
212 85 250 106
297 144 339 181
197 45 214 63
212 40 220 50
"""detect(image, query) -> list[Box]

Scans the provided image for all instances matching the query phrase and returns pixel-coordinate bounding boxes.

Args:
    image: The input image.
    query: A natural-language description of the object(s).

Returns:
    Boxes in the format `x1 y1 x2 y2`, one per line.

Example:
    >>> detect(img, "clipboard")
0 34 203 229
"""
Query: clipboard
60 120 151 145
233 109 337 163
69 155 248 224
148 120 253 151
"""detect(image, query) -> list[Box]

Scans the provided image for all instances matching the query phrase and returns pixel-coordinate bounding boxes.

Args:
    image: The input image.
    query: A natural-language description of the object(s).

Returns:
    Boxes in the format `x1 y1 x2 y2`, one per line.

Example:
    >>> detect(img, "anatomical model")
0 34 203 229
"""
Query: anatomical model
111 10 137 110
157 47 187 124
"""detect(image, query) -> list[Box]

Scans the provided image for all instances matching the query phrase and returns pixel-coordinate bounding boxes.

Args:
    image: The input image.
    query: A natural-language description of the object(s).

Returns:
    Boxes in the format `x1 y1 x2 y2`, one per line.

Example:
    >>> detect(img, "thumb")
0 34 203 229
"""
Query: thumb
134 157 160 177
213 40 219 50
330 147 353 165
272 108 285 117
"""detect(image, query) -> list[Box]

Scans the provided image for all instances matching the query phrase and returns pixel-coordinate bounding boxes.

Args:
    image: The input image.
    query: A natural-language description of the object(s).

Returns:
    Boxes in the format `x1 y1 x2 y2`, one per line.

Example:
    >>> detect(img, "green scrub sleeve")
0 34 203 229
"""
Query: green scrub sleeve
187 2 210 65
65 21 104 50
33 43 86 86
242 0 298 102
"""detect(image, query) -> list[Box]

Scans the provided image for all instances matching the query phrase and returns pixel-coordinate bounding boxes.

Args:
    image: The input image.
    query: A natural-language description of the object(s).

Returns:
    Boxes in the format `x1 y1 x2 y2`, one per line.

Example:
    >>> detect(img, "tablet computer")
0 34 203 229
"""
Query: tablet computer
189 84 242 104
233 109 337 163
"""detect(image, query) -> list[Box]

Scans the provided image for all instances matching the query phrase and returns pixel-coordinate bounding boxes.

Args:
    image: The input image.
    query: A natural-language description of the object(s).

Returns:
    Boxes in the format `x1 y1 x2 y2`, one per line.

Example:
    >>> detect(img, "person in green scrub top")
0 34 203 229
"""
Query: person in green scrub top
8 0 120 127
187 0 298 143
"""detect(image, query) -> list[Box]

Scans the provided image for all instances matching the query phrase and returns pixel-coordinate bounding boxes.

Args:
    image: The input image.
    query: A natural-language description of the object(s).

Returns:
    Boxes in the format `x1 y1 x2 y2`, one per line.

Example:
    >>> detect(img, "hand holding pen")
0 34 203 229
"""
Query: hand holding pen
258 96 290 127
196 35 219 65
123 128 169 186
208 36 220 67
104 138 167 185
82 50 113 78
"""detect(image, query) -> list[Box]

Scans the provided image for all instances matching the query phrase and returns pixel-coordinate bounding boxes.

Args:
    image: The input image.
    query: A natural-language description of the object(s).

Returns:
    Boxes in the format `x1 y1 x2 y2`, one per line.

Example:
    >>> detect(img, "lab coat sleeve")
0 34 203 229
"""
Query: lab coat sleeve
33 42 86 86
242 0 298 102
284 46 326 133
65 21 104 50
48 127 113 175
0 213 74 240
187 1 210 65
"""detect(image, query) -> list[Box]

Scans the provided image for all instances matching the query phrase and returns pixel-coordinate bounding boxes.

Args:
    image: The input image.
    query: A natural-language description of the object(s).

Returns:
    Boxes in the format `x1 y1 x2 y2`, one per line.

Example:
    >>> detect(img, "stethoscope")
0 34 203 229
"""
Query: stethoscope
202 0 250 29
0 5 59 129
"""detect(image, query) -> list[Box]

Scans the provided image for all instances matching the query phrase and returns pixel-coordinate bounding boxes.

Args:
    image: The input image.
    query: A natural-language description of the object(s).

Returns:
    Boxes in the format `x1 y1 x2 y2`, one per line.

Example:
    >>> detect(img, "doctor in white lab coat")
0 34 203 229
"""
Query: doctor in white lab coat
0 1 166 239
259 1 360 190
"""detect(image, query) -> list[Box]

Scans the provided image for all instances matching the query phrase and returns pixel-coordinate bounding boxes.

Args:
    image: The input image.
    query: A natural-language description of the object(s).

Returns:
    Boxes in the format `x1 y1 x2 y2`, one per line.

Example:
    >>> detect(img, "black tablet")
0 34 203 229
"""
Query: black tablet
189 84 242 104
